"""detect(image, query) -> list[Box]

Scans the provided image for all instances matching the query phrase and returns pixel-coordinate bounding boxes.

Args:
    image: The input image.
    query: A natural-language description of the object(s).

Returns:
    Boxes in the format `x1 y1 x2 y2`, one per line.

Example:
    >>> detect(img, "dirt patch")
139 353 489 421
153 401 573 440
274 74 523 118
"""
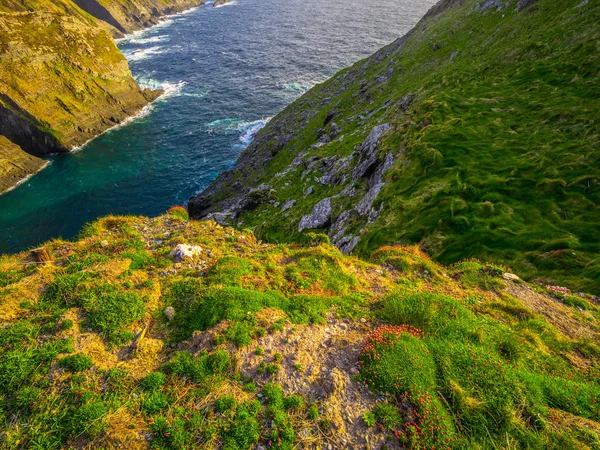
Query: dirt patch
505 282 598 340
185 312 400 449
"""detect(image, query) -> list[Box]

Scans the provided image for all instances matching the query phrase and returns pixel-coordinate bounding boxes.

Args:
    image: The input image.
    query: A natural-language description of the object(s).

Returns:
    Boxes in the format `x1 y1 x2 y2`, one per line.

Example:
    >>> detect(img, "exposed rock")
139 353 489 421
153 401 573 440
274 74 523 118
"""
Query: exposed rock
213 0 229 7
352 124 391 182
355 183 384 217
163 307 175 321
30 247 52 265
503 273 521 282
281 199 296 212
304 186 314 195
0 136 46 194
169 244 203 262
398 93 415 111
516 0 539 11
298 198 332 232
337 235 359 254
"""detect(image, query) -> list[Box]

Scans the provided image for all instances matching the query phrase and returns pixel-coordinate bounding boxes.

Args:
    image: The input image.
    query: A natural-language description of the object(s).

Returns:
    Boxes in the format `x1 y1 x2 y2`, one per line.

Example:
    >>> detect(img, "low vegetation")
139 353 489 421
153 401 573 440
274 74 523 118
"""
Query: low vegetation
0 212 597 448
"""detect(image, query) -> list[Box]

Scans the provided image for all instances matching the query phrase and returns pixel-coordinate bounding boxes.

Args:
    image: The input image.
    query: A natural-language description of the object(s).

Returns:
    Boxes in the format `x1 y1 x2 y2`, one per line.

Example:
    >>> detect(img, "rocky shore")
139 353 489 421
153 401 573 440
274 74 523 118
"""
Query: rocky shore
0 0 205 193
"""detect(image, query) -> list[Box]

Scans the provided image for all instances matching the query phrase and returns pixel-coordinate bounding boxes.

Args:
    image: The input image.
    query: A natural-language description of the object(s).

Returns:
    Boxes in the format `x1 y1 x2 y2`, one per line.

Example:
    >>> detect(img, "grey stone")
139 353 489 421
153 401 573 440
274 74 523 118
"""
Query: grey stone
352 124 391 182
337 235 359 254
517 0 539 11
355 183 383 217
304 186 314 195
281 199 296 212
298 197 332 232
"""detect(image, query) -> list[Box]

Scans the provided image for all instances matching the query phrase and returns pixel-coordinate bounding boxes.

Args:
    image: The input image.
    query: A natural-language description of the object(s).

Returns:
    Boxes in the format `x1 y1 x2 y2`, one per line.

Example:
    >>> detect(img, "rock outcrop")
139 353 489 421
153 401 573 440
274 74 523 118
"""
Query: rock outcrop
0 136 46 194
213 0 230 7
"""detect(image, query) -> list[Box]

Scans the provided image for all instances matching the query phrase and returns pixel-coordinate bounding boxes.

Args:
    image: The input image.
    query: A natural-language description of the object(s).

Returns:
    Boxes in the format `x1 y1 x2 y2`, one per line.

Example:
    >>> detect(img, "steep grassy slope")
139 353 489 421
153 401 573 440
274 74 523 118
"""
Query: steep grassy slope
189 0 600 294
0 210 599 448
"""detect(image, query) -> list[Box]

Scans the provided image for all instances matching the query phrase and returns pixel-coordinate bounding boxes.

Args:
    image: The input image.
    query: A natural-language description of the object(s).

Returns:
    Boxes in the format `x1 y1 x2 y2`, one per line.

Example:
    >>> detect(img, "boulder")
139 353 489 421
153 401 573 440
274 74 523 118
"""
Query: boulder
298 198 332 232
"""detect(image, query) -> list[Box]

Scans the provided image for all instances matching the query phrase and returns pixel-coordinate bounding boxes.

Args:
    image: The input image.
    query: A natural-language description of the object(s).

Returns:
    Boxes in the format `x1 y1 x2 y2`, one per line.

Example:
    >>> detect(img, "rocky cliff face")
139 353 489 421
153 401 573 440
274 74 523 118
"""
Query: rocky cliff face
0 0 204 192
189 0 600 294
0 136 46 194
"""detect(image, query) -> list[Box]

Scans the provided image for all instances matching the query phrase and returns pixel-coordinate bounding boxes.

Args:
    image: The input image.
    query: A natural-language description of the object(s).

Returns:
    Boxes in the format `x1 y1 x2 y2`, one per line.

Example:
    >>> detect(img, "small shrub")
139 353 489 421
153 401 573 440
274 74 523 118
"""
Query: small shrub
283 395 304 410
373 403 402 431
263 383 284 409
307 403 319 420
215 395 237 413
362 411 376 427
167 206 189 221
59 354 93 372
140 372 166 392
142 391 170 415
266 363 280 375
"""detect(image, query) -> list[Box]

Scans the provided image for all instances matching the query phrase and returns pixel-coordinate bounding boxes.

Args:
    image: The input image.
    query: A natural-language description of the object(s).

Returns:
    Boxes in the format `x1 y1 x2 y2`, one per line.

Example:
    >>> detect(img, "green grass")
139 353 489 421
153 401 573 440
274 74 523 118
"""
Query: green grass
357 290 600 448
194 0 600 294
0 211 598 448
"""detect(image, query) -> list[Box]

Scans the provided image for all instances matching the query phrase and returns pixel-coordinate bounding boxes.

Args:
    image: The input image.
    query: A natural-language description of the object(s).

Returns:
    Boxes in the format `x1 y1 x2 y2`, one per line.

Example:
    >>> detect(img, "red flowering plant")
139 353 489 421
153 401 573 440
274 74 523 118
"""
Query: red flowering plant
359 325 457 449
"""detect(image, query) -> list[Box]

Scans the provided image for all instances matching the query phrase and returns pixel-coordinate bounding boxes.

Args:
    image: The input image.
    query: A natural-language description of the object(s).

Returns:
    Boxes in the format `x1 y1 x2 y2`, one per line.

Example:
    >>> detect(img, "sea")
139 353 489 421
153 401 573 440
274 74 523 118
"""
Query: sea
0 0 435 253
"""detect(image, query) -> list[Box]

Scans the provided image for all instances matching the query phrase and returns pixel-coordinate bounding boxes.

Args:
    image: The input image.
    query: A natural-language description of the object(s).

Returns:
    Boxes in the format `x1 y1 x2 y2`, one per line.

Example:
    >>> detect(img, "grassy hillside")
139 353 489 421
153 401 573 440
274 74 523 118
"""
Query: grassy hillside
189 0 600 294
0 210 599 448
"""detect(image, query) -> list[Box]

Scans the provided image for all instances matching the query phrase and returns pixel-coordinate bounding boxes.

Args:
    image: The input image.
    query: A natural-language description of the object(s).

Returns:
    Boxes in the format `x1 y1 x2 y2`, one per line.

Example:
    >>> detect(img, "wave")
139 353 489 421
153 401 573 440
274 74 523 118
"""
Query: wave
135 77 188 99
71 80 188 151
122 46 166 62
213 1 238 8
116 4 201 44
238 118 271 146
282 82 314 92
205 117 271 146
128 35 169 45
135 77 209 99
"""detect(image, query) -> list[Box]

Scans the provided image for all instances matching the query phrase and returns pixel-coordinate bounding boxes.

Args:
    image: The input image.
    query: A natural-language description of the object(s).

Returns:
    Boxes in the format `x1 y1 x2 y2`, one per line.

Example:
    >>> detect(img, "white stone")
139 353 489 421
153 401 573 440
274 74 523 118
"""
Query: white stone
169 244 203 262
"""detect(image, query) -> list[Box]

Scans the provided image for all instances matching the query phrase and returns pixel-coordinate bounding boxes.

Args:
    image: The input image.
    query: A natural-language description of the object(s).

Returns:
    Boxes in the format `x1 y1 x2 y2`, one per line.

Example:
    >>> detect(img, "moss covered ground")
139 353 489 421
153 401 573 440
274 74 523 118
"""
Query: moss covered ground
0 210 598 448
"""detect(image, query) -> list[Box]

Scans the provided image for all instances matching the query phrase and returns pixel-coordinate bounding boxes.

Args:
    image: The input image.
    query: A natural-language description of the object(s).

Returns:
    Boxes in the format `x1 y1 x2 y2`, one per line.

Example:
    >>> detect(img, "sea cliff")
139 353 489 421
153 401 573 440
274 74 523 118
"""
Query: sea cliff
0 0 204 193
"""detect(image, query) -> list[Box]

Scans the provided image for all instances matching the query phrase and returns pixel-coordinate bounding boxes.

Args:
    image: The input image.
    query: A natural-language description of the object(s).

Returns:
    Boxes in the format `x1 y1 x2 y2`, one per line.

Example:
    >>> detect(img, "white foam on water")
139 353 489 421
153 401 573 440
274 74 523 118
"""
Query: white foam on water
71 80 187 152
238 118 271 146
71 103 156 152
122 46 166 62
213 1 238 8
128 35 169 45
282 81 315 92
116 3 202 44
135 77 188 99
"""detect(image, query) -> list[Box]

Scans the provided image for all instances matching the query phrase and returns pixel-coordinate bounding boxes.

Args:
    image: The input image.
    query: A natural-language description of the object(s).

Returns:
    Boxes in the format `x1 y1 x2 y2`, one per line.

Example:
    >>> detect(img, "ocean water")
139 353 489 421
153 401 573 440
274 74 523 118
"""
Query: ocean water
0 0 435 254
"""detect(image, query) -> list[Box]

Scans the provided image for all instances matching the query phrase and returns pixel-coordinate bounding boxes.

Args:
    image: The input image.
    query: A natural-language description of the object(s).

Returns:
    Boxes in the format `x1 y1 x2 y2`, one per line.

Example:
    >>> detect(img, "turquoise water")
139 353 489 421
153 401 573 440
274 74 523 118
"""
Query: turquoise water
0 0 434 254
